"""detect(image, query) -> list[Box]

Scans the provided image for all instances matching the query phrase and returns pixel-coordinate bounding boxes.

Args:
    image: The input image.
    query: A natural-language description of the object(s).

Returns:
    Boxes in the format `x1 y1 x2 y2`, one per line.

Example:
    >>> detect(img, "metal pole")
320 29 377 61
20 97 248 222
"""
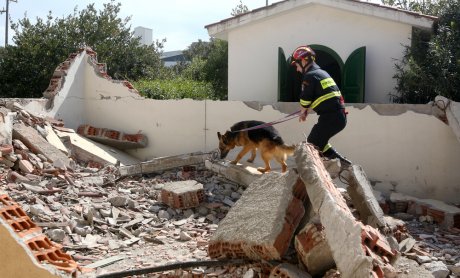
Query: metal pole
266 0 268 6
5 0 9 46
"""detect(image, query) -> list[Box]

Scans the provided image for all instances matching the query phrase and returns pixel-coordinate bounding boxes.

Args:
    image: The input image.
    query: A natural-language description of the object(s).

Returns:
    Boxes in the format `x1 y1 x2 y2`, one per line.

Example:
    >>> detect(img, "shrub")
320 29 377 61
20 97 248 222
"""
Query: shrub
133 78 216 100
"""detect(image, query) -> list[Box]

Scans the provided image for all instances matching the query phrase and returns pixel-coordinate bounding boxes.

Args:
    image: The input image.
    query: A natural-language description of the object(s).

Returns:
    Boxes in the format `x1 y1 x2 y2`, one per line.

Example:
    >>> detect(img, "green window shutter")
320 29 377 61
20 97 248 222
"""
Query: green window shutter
342 47 366 103
278 47 301 102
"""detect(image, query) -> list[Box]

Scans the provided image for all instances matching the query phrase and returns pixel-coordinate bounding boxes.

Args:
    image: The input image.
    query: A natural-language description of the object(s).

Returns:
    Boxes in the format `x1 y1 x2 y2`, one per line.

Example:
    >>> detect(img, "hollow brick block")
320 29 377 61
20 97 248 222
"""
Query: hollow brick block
160 180 204 209
0 194 78 275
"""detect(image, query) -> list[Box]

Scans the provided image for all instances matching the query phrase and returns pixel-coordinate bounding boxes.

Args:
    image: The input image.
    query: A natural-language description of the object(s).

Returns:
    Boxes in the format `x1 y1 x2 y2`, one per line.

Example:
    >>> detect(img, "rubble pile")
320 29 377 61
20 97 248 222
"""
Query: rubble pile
0 100 459 278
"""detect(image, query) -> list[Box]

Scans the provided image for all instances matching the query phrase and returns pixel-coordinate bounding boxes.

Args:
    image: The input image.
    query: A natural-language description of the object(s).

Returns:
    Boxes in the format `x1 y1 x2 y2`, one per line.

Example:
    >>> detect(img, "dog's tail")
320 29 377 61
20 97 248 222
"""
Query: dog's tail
279 144 296 156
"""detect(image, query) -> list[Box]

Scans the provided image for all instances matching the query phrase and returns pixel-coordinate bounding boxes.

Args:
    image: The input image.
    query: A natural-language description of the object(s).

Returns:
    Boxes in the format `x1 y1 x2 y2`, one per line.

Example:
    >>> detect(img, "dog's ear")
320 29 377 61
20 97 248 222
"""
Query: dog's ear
217 132 221 139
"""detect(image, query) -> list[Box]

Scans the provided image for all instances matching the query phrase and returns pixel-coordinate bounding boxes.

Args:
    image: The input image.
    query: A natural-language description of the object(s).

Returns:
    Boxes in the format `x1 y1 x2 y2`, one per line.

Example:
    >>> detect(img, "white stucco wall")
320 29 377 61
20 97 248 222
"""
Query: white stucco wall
227 4 413 103
24 51 460 204
46 52 87 128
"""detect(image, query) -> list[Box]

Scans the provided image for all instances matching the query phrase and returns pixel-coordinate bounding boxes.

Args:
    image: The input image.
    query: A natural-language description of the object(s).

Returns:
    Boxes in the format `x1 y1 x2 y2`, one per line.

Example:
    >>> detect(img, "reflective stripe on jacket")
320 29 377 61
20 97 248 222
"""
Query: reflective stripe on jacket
299 63 345 114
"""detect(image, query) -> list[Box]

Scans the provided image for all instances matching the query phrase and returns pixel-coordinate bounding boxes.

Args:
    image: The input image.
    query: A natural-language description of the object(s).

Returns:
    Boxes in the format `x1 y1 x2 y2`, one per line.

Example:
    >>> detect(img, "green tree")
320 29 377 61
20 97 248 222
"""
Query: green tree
383 0 460 103
0 1 163 98
381 0 450 15
181 38 228 100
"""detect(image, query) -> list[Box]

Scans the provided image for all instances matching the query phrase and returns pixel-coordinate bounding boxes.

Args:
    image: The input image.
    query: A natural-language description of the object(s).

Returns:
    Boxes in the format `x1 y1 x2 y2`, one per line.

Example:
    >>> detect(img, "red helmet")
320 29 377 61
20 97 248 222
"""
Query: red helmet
291 45 316 65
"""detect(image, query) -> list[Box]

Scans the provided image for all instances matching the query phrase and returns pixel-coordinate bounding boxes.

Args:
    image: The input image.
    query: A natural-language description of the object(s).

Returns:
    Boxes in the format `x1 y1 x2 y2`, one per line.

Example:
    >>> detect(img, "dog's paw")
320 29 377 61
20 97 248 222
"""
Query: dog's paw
230 160 238 165
246 159 254 163
257 168 270 173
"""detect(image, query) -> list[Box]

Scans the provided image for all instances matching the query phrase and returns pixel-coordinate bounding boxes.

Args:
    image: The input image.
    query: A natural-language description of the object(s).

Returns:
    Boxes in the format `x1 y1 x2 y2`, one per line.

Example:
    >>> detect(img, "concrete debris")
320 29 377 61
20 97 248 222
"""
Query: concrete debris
295 143 396 277
119 151 209 177
53 128 140 167
205 159 261 188
1 101 459 277
399 237 417 253
269 263 312 278
422 261 450 278
13 122 71 168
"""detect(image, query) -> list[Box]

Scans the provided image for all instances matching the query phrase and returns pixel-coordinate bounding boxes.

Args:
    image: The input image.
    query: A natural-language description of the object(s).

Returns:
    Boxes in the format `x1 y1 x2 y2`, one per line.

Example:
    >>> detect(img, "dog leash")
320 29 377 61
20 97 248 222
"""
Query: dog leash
231 110 302 133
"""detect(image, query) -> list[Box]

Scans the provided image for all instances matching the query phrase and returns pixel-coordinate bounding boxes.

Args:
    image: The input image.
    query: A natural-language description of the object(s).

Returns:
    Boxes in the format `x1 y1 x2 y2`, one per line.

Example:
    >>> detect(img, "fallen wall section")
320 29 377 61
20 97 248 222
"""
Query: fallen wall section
208 171 306 260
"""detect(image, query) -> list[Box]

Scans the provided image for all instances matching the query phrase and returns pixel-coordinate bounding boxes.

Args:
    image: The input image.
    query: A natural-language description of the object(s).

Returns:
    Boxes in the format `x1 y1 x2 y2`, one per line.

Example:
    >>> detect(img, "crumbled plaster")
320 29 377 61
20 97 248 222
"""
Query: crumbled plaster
244 101 448 123
351 103 436 116
436 96 460 144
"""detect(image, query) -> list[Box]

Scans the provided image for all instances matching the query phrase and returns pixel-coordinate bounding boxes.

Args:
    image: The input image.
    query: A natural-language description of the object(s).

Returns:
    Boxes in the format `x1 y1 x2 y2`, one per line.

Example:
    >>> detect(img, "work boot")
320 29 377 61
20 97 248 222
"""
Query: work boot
323 148 352 169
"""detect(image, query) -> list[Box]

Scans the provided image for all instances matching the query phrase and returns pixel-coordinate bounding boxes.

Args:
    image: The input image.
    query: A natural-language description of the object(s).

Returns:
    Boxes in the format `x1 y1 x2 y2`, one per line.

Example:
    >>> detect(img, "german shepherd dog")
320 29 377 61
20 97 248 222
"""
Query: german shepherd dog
217 120 295 173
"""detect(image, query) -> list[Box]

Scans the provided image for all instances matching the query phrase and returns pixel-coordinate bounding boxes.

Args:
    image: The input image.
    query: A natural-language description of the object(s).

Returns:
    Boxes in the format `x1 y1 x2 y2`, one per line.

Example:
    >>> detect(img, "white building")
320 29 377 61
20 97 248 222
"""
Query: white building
205 0 436 103
134 26 153 45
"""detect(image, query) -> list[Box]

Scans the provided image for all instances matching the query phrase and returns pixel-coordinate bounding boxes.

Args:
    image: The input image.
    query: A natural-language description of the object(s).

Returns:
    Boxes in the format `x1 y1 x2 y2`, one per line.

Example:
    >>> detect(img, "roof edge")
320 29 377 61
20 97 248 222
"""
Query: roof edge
205 0 437 38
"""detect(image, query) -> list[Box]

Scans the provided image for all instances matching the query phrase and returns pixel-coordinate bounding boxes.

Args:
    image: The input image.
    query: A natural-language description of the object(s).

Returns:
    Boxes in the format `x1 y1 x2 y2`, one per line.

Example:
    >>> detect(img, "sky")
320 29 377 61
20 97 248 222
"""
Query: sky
0 0 382 52
0 0 279 51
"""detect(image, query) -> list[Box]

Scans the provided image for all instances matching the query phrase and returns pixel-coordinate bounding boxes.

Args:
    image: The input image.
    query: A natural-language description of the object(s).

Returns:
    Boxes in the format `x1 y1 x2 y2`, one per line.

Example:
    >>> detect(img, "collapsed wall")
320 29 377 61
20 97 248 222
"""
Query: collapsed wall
208 142 400 277
295 143 396 277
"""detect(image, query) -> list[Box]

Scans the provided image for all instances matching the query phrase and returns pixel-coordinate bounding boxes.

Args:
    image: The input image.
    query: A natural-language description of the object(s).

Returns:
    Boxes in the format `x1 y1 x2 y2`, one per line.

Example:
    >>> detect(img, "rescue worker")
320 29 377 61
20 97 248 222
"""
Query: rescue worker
291 45 352 168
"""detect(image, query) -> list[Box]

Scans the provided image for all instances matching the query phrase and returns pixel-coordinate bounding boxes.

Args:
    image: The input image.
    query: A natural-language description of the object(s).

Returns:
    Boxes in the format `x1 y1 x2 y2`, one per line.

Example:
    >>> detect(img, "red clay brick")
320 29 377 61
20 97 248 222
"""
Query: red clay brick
0 144 14 155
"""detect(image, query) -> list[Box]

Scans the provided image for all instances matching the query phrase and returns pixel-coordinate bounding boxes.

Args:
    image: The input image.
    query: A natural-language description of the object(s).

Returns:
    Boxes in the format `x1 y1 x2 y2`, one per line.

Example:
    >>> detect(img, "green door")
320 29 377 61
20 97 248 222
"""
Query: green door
342 47 366 103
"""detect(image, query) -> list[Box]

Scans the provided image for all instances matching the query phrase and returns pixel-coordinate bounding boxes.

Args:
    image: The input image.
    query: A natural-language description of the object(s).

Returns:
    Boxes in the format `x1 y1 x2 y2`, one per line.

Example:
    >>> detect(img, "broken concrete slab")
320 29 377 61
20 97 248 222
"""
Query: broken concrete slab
0 108 14 145
294 143 396 278
43 123 68 155
53 128 139 167
208 170 305 261
204 160 261 188
12 123 70 167
119 152 209 177
342 165 388 230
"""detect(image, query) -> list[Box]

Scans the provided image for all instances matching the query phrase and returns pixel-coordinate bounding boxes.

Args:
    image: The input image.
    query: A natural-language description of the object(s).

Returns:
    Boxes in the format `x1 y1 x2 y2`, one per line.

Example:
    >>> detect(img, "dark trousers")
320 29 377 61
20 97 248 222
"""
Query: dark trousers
307 109 347 151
